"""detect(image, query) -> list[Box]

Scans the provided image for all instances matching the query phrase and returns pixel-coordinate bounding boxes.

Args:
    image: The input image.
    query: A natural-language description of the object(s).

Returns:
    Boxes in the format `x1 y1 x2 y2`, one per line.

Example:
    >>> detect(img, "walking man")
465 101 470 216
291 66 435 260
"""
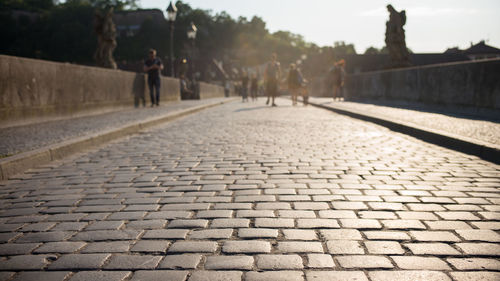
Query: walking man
143 49 163 106
265 53 281 107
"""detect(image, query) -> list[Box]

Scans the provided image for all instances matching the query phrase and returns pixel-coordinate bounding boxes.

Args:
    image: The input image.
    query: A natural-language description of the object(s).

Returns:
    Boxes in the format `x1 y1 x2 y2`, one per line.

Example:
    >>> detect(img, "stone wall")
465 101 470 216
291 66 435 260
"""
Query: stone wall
345 58 500 110
199 81 225 99
1 55 228 127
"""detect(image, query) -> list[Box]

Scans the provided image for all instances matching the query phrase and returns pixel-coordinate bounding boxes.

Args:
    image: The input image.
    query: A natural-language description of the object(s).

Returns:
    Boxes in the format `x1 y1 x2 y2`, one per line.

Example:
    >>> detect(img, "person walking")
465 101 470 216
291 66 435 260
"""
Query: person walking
241 70 249 102
331 59 346 101
143 49 163 106
265 53 281 107
287 63 302 106
250 72 258 101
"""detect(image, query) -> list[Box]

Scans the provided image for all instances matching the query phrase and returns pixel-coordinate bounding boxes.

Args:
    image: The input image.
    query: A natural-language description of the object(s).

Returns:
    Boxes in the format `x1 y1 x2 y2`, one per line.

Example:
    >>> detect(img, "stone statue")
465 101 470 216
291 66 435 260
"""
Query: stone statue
385 4 411 68
94 8 117 69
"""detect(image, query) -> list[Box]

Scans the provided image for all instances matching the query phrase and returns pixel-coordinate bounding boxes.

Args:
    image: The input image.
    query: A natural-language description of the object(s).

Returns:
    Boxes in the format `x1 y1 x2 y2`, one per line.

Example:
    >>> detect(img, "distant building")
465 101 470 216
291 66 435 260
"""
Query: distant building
113 9 166 38
342 41 500 74
463 41 500 60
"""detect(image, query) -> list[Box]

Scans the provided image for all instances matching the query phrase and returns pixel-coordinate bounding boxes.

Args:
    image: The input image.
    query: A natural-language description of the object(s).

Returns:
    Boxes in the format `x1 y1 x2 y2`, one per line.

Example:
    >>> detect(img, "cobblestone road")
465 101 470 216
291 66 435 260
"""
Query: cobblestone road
0 99 499 281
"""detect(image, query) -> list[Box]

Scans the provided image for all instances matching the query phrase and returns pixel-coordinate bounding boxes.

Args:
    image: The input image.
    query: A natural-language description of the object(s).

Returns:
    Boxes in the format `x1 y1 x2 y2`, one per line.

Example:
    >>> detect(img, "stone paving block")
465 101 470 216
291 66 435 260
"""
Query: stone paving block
277 241 323 253
436 211 480 220
320 229 362 240
455 229 500 242
189 228 233 239
130 270 189 281
211 219 249 228
363 230 410 240
11 271 71 281
306 254 335 268
340 218 382 229
318 210 357 218
188 271 242 281
167 219 208 228
0 243 40 255
130 240 170 253
449 272 500 281
223 241 271 253
305 271 368 281
255 218 294 228
277 210 316 218
51 222 88 231
0 272 14 281
168 241 218 253
196 210 233 218
382 219 426 229
125 219 167 230
297 218 339 228
205 255 254 270
255 202 291 209
406 243 461 255
142 229 189 239
70 230 141 241
15 231 74 243
471 221 500 229
85 220 124 230
80 241 131 253
425 220 472 230
282 229 318 240
19 222 57 232
365 240 405 254
455 243 500 256
369 271 451 281
391 256 451 270
159 254 202 269
245 271 303 281
256 254 303 270
48 254 110 270
33 241 86 253
331 201 368 210
447 258 500 270
0 255 51 270
108 212 146 220
237 228 278 238
104 254 163 269
336 255 393 269
409 231 461 242
68 271 131 281
326 240 364 254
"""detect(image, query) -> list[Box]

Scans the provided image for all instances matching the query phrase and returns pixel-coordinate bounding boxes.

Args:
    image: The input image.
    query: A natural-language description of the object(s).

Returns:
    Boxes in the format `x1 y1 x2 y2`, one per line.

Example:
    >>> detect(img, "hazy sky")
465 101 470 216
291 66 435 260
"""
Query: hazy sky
139 0 500 54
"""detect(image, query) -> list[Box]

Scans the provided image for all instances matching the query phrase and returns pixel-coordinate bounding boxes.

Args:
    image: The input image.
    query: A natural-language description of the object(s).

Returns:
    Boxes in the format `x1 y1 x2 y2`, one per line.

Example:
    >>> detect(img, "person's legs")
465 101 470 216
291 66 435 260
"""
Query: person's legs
155 80 160 105
148 78 155 106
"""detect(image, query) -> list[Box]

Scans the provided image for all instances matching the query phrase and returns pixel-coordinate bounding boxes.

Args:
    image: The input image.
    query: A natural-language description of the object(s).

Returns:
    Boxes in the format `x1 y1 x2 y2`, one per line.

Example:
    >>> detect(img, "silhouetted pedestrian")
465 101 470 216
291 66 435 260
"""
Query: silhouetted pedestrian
265 53 281 107
241 70 249 102
287 63 302 106
250 73 258 101
330 59 346 101
143 49 163 106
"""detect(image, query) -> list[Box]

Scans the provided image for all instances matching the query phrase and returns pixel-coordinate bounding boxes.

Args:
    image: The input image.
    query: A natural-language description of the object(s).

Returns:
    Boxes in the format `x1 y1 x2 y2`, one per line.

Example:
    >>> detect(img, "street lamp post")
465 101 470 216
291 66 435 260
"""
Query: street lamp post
187 22 197 81
166 1 177 77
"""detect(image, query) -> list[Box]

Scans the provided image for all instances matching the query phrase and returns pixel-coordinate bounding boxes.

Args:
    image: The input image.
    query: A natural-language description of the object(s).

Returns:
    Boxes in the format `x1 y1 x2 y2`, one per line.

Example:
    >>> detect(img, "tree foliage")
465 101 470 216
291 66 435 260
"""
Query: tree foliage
0 0 357 78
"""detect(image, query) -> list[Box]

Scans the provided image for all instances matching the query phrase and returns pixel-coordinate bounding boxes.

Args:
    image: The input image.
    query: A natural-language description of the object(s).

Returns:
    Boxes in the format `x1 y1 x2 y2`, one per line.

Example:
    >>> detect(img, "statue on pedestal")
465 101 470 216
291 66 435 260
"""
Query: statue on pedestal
94 8 117 69
385 4 411 68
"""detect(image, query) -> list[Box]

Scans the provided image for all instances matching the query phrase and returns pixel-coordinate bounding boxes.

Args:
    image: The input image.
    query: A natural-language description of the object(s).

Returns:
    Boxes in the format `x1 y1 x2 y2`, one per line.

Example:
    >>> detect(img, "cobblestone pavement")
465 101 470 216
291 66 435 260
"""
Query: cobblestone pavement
308 97 500 146
0 99 499 281
0 98 228 158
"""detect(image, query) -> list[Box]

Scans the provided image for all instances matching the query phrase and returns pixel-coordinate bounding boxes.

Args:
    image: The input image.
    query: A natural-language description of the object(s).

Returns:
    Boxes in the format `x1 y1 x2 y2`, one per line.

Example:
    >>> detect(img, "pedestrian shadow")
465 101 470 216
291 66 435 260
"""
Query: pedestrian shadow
234 106 268 112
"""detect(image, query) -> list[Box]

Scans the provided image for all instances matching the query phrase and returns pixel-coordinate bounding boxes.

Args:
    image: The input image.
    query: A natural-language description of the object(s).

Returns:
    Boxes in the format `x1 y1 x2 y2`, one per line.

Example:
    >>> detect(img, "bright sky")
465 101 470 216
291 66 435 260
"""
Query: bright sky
139 0 500 54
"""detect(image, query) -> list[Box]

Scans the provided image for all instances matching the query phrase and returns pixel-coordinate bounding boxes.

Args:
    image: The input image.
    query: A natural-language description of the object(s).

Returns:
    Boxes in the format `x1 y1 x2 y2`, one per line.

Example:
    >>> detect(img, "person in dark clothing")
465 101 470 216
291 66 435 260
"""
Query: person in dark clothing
287 63 302 106
330 59 346 101
250 73 258 101
265 53 281 107
143 49 163 106
241 70 249 102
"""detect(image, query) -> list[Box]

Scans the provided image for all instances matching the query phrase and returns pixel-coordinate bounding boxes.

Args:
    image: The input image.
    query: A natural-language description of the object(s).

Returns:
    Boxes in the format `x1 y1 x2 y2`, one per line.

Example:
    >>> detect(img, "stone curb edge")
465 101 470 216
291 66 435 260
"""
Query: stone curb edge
0 98 237 181
306 100 500 165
